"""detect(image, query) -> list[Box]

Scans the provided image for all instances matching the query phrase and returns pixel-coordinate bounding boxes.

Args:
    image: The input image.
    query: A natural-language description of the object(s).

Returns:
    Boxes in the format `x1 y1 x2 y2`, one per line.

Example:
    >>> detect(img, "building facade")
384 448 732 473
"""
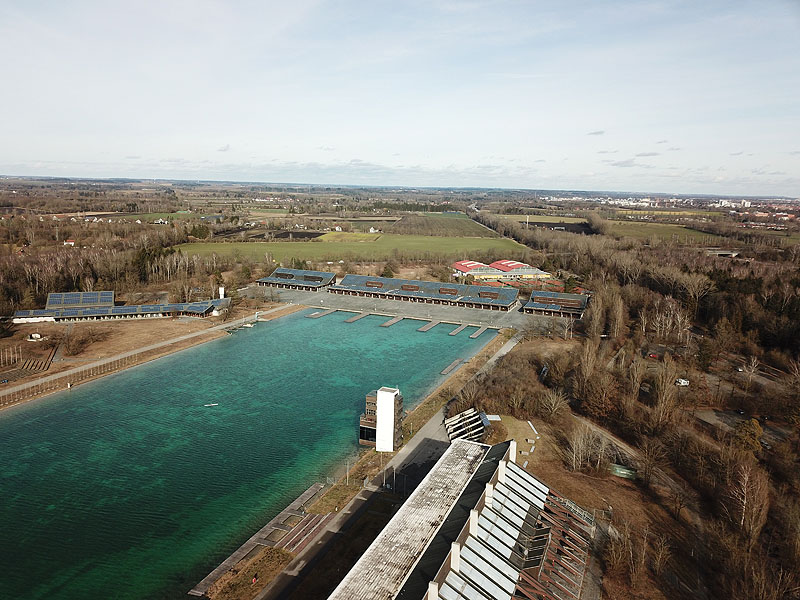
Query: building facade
359 387 403 452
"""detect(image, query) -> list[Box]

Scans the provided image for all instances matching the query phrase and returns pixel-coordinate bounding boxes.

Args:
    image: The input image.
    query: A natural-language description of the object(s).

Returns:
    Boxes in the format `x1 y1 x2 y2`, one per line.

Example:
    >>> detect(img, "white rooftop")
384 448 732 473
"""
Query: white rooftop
327 440 489 600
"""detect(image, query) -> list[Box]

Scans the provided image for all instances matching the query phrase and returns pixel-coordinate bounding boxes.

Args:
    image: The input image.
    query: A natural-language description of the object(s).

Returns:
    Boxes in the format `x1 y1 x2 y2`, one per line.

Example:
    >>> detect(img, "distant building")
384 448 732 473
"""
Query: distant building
63 239 75 246
359 387 403 452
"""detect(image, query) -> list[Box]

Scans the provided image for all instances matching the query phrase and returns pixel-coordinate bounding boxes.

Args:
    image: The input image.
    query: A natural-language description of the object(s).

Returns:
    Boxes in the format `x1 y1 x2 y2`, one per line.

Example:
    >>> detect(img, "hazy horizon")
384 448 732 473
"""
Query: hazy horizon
2 1 798 196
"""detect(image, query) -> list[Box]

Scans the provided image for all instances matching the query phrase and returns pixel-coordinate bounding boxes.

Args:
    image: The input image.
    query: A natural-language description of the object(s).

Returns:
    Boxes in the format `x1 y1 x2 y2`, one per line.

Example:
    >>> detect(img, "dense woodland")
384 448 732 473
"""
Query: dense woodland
447 212 800 599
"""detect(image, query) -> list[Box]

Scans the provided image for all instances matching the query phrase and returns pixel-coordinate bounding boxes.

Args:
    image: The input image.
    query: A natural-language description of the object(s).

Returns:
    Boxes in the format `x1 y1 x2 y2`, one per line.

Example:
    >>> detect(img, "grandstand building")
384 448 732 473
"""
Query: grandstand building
13 291 231 323
523 291 589 319
328 275 518 311
327 439 594 600
452 260 551 282
257 268 336 291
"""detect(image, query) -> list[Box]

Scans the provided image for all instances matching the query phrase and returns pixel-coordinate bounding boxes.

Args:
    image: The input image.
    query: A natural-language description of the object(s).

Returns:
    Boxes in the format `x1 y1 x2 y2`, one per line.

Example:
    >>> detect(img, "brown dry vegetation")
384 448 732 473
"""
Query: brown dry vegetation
207 547 294 600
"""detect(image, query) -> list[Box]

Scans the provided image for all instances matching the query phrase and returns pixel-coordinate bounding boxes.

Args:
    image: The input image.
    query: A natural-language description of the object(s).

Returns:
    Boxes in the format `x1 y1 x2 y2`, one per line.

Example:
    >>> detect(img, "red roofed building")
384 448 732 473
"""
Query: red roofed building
453 259 552 281
452 260 488 274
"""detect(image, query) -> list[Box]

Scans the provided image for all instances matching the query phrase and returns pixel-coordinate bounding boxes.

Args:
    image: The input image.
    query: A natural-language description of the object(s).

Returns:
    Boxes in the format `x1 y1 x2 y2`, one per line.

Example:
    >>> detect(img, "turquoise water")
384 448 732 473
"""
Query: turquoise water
0 310 494 599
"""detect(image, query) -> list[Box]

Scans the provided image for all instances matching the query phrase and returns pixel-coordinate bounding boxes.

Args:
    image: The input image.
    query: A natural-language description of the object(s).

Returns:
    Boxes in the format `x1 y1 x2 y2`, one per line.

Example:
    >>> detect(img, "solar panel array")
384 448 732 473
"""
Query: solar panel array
15 298 229 320
329 274 518 307
257 268 336 287
45 291 115 309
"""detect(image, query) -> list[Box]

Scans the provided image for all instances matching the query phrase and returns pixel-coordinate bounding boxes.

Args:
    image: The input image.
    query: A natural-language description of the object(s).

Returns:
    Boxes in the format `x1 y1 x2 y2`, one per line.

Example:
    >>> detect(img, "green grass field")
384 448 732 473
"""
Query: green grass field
389 212 496 237
318 232 381 242
608 220 725 243
492 214 586 223
174 233 526 262
614 209 723 217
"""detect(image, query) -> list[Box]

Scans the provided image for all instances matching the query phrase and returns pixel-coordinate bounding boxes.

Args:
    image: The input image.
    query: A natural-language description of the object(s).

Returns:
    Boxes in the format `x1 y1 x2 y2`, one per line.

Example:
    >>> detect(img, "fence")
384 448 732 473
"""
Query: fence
2 347 164 408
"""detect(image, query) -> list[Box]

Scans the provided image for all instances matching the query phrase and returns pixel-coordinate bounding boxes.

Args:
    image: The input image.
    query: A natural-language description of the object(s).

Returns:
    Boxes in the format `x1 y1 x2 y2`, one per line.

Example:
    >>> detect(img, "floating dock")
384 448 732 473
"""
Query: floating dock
188 483 325 597
344 312 370 323
470 326 489 339
417 320 439 332
306 309 336 319
449 324 469 336
381 316 403 327
441 359 462 375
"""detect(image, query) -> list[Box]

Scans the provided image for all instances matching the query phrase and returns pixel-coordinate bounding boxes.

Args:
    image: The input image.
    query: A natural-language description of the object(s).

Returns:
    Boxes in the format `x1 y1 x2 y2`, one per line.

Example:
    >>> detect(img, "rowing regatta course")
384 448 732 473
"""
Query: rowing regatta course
0 309 495 599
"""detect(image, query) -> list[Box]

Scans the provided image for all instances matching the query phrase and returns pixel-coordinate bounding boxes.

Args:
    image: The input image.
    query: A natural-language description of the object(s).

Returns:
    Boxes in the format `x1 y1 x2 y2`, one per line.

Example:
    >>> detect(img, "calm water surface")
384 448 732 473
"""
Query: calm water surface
0 310 494 599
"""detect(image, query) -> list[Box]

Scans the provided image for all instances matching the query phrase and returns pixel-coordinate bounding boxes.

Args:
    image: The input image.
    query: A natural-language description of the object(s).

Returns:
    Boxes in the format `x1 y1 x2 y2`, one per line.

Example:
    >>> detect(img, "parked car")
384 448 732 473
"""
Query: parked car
675 378 690 387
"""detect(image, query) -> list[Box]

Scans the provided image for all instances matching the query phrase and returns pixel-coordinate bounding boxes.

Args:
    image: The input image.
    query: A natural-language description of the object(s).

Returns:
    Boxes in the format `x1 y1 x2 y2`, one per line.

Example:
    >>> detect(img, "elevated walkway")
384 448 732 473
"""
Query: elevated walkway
344 312 370 323
470 326 489 339
449 324 469 336
417 320 439 332
306 309 336 319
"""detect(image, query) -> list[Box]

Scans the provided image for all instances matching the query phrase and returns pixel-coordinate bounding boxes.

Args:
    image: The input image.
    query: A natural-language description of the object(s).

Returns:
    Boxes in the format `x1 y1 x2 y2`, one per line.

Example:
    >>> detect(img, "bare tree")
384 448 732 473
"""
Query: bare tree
681 272 714 316
537 388 568 421
639 438 666 487
651 534 671 577
743 355 760 395
726 462 770 551
652 356 679 430
671 484 689 520
627 356 646 402
569 424 594 472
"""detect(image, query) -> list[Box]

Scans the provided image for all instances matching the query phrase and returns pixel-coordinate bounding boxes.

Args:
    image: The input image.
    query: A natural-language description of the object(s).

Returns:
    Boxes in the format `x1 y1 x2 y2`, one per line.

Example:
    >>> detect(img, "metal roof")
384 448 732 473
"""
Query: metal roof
14 298 230 320
329 439 594 600
396 441 510 599
257 268 336 287
327 441 490 600
524 291 589 314
452 261 490 273
488 260 529 272
329 275 518 307
45 291 115 309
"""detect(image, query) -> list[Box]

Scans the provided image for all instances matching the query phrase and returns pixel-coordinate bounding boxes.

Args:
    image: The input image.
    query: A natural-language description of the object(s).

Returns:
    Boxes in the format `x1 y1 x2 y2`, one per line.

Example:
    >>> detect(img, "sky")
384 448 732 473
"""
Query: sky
1 0 799 196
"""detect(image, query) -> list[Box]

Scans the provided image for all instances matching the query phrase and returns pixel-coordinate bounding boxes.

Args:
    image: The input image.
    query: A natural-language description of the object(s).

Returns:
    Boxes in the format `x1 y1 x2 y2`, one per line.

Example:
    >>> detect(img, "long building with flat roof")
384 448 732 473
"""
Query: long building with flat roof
523 291 589 319
328 275 518 311
327 439 593 600
13 298 230 323
257 268 336 290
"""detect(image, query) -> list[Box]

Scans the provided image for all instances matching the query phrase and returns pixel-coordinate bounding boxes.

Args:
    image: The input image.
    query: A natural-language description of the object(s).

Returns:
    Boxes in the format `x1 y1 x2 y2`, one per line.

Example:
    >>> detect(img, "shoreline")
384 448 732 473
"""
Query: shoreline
0 303 307 414
203 327 512 600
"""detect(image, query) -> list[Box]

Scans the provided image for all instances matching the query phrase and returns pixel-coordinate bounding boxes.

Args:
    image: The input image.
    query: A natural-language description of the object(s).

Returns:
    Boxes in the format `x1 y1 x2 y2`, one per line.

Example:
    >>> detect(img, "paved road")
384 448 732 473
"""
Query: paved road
0 306 291 402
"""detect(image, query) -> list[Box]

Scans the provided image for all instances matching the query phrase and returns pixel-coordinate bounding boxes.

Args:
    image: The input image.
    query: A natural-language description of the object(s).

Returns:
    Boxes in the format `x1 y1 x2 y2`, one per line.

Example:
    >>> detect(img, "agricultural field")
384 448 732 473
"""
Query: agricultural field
247 208 291 217
492 214 586 224
127 212 194 221
318 232 381 242
608 220 725 243
614 209 723 217
389 213 497 237
174 233 525 263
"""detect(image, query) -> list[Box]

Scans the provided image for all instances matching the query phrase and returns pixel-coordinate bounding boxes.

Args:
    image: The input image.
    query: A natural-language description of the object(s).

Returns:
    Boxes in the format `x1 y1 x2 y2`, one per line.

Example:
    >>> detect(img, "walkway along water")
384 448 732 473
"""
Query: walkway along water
0 305 294 410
